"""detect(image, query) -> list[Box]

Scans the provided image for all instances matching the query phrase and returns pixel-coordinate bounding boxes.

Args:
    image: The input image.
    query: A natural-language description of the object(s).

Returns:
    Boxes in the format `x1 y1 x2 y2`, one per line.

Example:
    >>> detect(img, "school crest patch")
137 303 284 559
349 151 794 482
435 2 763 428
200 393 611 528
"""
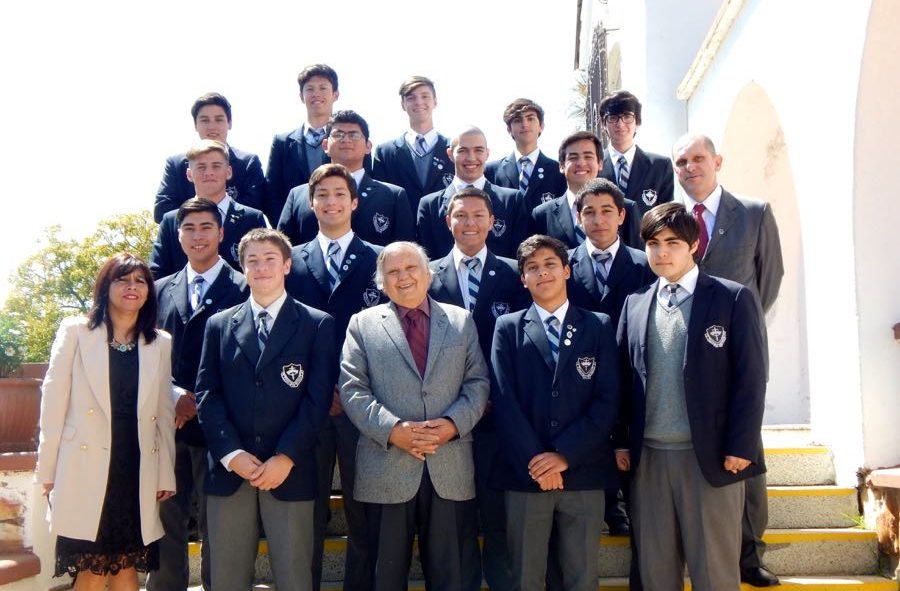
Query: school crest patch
281 363 304 388
229 243 240 263
704 325 727 348
576 356 596 380
641 189 658 207
541 192 556 203
363 287 380 307
492 219 507 237
491 302 510 318
373 213 390 233
442 172 454 187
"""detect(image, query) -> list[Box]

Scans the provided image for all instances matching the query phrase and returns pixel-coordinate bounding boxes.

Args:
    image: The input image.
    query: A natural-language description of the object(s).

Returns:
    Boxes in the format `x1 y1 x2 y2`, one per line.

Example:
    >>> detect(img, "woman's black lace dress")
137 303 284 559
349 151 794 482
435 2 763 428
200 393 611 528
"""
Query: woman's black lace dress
55 345 159 578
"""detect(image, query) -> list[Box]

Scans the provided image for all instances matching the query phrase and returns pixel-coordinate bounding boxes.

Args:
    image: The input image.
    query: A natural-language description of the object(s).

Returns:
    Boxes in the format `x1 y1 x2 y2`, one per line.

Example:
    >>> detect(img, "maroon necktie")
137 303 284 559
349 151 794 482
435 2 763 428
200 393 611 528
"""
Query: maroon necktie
693 203 709 259
403 309 428 376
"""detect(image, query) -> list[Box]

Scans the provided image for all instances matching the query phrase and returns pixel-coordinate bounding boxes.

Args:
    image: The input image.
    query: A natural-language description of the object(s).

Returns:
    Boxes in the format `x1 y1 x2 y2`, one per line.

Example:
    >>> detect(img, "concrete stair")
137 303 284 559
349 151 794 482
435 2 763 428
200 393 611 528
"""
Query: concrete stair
183 426 897 590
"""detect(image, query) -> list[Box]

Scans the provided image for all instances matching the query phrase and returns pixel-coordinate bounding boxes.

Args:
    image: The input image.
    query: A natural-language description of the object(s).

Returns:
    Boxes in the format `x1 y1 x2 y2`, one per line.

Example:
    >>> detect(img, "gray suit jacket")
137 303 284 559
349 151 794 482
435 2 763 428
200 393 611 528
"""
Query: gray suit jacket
682 188 784 313
339 298 489 504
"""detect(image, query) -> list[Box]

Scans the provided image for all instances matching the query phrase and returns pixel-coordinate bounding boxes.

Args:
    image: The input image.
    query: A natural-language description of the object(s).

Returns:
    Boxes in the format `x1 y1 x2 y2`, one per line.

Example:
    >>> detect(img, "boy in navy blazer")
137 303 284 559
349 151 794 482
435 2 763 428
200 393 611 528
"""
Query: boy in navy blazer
532 131 643 250
154 92 266 222
150 140 267 279
196 228 336 591
485 98 566 213
265 64 340 223
372 76 454 217
598 91 674 218
427 187 531 591
417 126 528 259
617 202 766 591
278 110 415 248
283 163 385 591
491 235 620 591
149 198 249 591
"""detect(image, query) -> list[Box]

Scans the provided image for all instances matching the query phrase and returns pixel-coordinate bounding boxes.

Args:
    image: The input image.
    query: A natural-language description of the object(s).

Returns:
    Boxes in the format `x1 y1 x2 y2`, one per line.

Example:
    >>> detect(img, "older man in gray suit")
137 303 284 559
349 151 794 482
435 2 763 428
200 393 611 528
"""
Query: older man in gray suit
340 241 489 591
674 134 784 588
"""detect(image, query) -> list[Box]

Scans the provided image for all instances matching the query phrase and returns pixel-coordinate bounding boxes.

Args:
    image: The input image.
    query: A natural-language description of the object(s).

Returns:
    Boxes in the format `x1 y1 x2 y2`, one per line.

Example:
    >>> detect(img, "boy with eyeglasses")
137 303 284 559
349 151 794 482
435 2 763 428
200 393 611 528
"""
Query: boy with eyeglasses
598 91 674 217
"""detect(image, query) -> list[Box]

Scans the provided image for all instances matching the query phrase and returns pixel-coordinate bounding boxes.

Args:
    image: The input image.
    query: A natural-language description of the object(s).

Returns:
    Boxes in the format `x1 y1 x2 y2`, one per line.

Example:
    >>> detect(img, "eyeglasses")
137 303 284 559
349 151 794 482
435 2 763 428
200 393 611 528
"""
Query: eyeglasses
604 113 636 125
329 130 364 141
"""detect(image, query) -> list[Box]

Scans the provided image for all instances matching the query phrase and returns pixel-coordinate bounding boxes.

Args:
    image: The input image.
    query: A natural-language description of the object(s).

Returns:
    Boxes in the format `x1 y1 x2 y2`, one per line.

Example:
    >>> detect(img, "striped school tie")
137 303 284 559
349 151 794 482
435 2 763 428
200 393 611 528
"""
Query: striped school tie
546 316 561 364
464 257 481 312
518 157 532 194
617 155 630 193
415 134 428 157
190 276 205 311
592 250 612 293
257 310 270 350
326 241 342 292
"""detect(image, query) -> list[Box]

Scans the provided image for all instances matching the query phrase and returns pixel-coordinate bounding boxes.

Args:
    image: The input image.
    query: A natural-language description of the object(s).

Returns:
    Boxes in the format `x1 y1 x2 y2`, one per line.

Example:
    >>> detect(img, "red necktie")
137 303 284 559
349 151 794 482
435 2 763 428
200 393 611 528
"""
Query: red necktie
403 309 428 376
693 203 709 259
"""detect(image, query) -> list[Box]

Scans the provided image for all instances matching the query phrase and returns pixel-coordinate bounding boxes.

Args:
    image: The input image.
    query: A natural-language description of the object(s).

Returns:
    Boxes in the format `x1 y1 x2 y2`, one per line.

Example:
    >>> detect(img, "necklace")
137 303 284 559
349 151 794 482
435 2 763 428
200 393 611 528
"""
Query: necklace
109 339 136 352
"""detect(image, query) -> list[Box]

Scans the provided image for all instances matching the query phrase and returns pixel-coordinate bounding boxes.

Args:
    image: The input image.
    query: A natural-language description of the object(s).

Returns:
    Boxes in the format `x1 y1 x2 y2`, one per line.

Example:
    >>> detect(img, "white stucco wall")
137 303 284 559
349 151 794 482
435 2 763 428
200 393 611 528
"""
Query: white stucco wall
681 0 875 483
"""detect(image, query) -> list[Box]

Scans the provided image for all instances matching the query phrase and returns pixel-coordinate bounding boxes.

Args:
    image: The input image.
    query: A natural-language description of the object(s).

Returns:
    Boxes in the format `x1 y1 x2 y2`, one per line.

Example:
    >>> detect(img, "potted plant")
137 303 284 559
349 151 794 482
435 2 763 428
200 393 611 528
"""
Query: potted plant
0 311 42 453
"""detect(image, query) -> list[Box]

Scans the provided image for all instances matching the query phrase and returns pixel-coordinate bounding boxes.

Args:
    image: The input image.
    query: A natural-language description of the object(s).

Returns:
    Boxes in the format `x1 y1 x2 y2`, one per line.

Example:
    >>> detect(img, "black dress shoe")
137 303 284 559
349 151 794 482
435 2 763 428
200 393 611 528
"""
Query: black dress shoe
741 566 780 587
609 522 631 536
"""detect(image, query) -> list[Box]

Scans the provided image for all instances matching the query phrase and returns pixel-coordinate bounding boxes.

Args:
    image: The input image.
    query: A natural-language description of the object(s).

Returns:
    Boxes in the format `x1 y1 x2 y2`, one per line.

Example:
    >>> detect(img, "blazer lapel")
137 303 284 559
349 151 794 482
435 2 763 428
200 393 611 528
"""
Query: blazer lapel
257 298 301 373
685 273 714 369
82 326 111 420
289 128 309 173
704 191 739 260
523 306 555 371
473 252 502 313
302 240 332 295
625 148 649 201
553 199 577 243
499 155 518 187
632 282 657 371
231 303 261 368
554 307 584 382
603 246 629 296
432 255 465 308
193 265 230 319
137 335 160 412
571 245 603 303
167 270 190 323
380 303 422 377
336 236 369 288
422 300 450 383
424 135 450 190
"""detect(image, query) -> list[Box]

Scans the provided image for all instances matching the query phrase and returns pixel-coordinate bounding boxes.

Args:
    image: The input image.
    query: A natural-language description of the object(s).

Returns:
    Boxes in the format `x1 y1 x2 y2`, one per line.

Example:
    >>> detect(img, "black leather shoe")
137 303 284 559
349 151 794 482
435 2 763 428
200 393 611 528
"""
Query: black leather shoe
741 566 780 587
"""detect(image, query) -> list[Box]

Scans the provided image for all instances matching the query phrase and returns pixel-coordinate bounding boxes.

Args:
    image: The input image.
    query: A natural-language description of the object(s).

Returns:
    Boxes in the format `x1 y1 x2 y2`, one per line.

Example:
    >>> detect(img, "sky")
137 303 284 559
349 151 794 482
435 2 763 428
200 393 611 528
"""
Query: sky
0 0 580 304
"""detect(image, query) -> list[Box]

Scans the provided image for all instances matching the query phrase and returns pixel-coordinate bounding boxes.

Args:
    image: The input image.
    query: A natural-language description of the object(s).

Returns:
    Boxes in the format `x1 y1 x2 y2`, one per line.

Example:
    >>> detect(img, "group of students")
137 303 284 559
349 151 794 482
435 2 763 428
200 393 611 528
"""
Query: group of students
37 61 785 591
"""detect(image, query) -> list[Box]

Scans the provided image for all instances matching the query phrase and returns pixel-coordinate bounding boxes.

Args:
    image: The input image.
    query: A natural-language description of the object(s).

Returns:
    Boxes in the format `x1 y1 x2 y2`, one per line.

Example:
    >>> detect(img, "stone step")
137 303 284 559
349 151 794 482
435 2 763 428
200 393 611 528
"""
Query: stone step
765 446 836 486
187 528 880 583
322 485 860 535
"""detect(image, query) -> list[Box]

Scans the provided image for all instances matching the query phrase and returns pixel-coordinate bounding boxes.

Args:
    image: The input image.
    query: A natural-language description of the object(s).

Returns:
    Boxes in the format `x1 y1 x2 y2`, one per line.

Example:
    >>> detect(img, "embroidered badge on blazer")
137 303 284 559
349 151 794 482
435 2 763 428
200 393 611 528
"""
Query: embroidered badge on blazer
229 243 240 263
492 219 507 237
641 189 658 207
491 302 510 318
541 192 556 203
362 287 380 308
281 363 305 388
704 325 727 348
373 213 390 234
576 356 597 379
442 172 454 187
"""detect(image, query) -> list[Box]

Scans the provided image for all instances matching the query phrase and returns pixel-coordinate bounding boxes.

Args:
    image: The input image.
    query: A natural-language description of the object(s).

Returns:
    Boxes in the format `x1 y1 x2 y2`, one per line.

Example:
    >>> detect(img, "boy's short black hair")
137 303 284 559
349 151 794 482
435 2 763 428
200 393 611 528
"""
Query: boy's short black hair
640 202 700 245
298 64 339 92
599 90 643 125
516 234 569 276
191 92 232 123
176 197 223 227
574 178 625 213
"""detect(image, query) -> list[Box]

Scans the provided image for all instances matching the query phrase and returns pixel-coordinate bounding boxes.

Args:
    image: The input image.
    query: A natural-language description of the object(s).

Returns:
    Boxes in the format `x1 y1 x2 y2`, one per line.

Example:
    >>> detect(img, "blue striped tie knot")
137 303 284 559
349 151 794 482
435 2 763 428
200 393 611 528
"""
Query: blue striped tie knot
464 257 481 312
546 316 561 364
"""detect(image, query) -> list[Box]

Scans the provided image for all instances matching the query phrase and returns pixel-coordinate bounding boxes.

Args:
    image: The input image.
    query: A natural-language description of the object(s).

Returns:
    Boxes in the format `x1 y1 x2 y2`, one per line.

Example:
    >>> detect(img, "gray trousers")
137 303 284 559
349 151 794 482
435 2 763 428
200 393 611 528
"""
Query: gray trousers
632 447 744 591
472 430 515 591
146 440 209 591
741 471 769 570
207 480 314 591
506 489 605 591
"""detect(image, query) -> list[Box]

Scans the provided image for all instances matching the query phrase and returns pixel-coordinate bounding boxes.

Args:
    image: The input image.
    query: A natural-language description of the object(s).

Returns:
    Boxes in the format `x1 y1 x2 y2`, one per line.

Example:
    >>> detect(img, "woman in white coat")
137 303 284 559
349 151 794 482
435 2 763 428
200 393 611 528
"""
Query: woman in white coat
37 253 176 591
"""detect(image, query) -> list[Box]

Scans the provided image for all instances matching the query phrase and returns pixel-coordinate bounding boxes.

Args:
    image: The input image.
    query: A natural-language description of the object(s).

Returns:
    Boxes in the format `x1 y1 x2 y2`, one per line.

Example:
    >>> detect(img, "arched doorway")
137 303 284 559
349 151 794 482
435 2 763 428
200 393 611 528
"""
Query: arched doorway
719 82 809 424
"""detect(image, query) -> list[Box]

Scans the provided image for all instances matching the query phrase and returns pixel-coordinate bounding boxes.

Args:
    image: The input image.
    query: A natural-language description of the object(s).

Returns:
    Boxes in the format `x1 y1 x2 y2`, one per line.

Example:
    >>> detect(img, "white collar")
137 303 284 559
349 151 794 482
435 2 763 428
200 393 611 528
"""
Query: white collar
405 128 438 148
317 230 355 259
207 195 232 221
349 168 366 187
452 245 488 270
514 147 541 167
303 122 326 135
683 184 723 216
608 143 637 167
656 264 699 298
185 257 226 287
249 290 289 322
585 238 620 263
452 176 486 191
565 189 578 212
533 300 570 328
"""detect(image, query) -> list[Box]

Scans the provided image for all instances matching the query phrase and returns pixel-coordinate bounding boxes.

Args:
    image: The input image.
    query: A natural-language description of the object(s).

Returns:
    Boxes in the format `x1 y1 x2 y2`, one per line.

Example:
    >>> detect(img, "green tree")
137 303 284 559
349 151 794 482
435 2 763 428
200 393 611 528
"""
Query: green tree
2 211 157 362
